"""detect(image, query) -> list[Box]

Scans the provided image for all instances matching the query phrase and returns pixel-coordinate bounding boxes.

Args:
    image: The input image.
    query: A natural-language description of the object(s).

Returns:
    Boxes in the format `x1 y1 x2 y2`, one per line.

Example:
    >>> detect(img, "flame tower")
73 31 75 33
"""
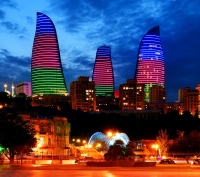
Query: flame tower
31 12 67 96
134 26 165 102
92 46 114 97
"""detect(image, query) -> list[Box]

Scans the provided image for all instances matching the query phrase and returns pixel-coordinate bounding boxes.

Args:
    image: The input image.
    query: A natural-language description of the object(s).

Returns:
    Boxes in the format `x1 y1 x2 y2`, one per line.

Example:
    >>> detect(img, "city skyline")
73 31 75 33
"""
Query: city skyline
0 0 200 102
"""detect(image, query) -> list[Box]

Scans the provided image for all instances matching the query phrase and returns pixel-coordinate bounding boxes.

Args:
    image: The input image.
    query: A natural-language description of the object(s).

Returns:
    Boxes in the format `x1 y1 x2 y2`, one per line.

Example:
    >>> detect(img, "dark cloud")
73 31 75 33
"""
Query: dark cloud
0 49 31 92
26 16 34 24
0 21 27 34
41 0 200 101
0 0 17 9
0 10 5 19
0 0 17 21
73 56 94 69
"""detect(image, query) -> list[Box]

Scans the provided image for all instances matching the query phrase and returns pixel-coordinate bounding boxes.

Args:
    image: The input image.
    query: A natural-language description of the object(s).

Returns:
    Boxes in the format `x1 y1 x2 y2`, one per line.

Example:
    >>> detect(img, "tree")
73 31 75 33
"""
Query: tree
104 140 135 161
169 130 200 153
104 140 125 161
124 141 135 160
0 112 36 164
156 129 169 157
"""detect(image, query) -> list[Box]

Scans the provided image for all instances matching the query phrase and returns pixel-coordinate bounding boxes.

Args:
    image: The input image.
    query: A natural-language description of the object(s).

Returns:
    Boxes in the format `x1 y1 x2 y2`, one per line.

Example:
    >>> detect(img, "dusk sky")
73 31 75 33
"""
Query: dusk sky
0 0 200 102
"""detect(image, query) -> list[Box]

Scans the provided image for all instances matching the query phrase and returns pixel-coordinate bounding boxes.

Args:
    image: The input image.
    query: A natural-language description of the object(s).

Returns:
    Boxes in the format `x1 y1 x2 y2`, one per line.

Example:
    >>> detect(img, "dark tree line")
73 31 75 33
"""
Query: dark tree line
0 111 36 164
1 92 200 143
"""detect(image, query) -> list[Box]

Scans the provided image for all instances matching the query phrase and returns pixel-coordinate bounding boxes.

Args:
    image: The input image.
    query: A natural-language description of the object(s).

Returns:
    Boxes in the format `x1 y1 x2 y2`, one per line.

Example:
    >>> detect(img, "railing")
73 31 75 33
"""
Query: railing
0 159 34 164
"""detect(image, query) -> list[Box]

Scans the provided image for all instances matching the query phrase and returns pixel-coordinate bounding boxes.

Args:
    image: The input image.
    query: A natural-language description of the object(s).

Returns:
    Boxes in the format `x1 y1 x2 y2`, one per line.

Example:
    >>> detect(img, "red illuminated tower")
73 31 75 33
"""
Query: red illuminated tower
92 46 114 97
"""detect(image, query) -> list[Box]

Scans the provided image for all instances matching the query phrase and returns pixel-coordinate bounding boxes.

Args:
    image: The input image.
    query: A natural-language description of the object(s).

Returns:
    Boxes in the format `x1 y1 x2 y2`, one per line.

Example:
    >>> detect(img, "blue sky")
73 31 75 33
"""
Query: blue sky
0 0 200 102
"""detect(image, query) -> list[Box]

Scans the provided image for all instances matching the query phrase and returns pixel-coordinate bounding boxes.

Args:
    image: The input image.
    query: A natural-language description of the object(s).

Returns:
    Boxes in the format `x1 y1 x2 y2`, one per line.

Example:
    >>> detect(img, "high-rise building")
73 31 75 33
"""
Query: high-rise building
70 76 96 112
196 84 200 118
119 79 145 110
31 12 67 96
92 46 114 97
184 89 198 116
178 87 191 102
149 85 166 103
16 82 32 97
134 26 165 102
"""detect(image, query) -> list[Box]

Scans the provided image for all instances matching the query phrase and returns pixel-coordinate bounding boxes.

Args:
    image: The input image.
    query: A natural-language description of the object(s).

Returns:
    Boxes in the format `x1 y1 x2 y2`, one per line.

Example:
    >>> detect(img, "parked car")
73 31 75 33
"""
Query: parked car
159 159 176 164
193 159 200 164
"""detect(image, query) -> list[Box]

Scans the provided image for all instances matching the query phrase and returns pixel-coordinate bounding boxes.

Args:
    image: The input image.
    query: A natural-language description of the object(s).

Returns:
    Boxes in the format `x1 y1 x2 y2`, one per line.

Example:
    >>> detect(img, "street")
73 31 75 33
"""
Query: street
1 164 200 177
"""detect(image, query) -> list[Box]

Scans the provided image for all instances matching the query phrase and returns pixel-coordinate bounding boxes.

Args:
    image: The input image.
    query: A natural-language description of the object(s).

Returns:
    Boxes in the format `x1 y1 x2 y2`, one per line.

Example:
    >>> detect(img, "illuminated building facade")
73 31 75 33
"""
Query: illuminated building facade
178 87 191 102
21 115 70 157
92 46 114 97
145 102 184 115
31 12 67 96
31 95 69 107
134 26 165 102
196 84 200 118
70 76 96 112
119 79 145 110
184 89 198 116
149 85 166 103
16 82 32 97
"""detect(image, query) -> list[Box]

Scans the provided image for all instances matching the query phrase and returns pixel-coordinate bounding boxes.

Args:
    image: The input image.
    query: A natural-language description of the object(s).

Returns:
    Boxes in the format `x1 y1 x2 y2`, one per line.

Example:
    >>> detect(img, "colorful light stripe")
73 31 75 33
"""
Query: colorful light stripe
134 26 165 102
31 12 67 95
92 46 114 97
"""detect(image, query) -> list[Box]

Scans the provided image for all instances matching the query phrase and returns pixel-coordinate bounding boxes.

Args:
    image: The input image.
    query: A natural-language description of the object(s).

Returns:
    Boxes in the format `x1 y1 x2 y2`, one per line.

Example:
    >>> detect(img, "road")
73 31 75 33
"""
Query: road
1 164 200 177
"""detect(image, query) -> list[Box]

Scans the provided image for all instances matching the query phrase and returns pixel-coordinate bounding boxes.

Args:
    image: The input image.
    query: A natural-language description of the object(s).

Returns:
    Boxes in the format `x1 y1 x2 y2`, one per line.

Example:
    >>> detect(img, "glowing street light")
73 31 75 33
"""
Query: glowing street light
83 140 86 144
152 144 159 159
107 131 113 137
152 144 159 149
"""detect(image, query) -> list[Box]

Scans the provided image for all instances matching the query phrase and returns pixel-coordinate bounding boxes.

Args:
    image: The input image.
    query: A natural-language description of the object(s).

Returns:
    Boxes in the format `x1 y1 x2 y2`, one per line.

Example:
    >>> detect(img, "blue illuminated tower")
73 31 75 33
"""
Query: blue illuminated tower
134 26 165 102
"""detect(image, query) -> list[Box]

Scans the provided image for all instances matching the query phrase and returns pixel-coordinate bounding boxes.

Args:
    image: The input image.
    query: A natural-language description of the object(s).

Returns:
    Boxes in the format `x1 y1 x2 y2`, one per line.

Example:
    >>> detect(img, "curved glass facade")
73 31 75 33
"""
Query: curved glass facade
134 26 165 102
92 46 114 97
88 132 129 150
31 12 67 96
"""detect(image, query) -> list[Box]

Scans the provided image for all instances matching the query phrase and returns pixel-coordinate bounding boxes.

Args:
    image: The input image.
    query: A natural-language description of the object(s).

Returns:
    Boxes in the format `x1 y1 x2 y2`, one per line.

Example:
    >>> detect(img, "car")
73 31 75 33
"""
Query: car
193 159 200 164
159 159 176 164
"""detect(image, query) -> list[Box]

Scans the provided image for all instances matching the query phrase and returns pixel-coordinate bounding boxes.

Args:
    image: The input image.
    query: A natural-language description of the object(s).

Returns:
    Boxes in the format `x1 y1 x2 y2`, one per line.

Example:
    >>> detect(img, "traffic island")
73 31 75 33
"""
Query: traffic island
86 161 156 167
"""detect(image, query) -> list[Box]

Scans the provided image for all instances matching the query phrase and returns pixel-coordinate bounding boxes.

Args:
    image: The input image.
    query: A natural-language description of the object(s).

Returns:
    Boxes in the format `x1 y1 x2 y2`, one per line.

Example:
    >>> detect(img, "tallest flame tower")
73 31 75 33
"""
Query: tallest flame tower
31 12 67 96
134 26 165 102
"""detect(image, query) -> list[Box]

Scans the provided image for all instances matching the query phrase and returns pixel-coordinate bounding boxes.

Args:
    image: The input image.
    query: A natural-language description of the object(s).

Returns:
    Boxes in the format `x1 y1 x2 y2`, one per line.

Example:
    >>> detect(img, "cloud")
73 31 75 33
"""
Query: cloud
0 0 17 9
0 10 5 20
0 49 31 91
26 16 34 24
0 21 27 34
22 0 200 101
0 0 17 20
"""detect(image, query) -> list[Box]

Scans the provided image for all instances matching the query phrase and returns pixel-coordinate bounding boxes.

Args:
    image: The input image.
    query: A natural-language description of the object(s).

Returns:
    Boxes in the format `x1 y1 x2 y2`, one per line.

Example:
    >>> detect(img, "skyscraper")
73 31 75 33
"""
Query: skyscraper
92 46 114 97
134 26 165 102
31 12 67 96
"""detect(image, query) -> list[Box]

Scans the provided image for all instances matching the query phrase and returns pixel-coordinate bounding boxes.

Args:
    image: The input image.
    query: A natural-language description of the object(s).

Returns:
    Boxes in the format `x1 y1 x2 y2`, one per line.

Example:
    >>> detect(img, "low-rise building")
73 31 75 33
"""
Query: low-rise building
21 115 71 157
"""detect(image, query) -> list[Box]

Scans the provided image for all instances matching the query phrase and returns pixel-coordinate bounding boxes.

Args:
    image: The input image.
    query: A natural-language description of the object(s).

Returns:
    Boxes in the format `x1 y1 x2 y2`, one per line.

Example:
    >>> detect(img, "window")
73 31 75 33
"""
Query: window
57 126 60 133
48 138 51 145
